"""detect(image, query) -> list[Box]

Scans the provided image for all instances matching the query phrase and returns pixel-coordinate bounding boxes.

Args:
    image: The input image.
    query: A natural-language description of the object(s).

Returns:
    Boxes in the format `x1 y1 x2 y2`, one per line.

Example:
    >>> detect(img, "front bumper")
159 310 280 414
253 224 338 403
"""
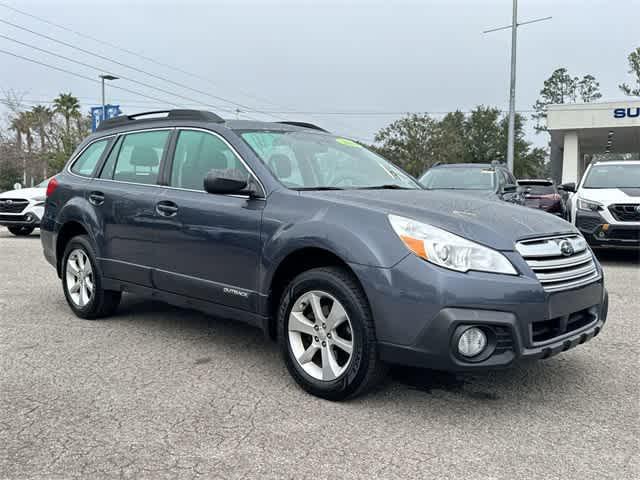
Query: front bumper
350 253 608 371
0 210 42 227
576 210 640 247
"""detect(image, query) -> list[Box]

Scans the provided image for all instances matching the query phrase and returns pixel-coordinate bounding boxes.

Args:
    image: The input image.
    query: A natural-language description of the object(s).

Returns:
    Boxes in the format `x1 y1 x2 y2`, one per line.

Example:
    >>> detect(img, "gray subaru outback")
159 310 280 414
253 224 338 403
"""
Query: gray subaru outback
41 110 608 400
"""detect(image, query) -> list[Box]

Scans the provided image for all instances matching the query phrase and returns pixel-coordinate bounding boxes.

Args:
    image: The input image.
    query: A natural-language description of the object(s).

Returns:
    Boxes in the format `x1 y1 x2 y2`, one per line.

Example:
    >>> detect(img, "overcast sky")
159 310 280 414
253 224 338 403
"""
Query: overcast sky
1 0 638 145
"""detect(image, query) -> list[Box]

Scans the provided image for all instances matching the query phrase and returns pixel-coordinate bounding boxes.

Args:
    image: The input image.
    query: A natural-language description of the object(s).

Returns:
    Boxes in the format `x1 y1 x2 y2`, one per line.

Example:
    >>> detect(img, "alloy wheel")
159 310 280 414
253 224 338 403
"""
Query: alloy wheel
288 290 354 381
65 249 94 307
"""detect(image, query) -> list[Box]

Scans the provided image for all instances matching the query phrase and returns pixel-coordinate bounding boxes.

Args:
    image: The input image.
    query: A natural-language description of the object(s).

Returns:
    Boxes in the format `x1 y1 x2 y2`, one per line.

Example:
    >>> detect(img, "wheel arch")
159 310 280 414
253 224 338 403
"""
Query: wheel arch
55 221 90 276
265 247 368 341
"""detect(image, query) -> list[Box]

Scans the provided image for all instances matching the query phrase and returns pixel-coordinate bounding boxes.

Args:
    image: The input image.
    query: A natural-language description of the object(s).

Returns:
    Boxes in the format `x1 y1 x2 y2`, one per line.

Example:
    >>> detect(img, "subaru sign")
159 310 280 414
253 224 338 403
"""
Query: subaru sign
613 107 640 119
91 104 122 132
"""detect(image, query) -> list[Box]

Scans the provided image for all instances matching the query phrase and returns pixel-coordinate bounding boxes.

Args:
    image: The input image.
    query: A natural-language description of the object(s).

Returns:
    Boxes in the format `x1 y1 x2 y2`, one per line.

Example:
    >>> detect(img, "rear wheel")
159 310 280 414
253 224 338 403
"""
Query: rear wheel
8 226 34 236
61 235 121 319
278 267 386 400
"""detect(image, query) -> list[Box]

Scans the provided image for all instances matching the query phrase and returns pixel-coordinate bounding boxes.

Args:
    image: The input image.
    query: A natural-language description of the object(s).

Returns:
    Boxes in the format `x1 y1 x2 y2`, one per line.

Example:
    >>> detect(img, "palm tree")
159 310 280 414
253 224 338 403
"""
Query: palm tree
9 116 24 151
30 105 54 177
53 93 81 140
9 112 34 184
30 105 53 151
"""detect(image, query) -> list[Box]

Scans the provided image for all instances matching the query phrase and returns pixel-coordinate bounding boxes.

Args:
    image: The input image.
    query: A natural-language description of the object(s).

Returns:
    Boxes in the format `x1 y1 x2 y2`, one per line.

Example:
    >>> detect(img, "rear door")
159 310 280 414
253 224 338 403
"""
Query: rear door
151 128 265 311
93 128 172 286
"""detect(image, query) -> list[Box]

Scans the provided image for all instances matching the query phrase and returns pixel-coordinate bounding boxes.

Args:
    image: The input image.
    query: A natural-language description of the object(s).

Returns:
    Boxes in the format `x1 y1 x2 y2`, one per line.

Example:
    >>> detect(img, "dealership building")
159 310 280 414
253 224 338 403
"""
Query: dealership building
547 99 640 184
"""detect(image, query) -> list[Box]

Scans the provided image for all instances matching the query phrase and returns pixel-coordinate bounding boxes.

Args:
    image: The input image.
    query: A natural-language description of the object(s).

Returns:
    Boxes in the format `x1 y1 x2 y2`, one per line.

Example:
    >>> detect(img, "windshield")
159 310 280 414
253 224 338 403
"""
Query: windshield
583 164 640 189
239 130 420 190
420 167 496 191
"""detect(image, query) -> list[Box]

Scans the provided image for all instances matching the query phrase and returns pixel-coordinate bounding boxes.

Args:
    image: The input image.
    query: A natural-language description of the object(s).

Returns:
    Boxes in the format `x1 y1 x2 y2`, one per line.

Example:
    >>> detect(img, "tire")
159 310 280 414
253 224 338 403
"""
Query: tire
278 267 387 400
61 235 121 319
8 226 34 236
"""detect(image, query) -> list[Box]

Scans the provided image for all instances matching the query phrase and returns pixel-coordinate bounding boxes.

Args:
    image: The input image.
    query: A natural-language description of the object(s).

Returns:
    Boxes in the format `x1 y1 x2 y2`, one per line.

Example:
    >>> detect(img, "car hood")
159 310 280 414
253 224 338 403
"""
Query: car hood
0 187 45 199
578 187 640 205
303 189 576 251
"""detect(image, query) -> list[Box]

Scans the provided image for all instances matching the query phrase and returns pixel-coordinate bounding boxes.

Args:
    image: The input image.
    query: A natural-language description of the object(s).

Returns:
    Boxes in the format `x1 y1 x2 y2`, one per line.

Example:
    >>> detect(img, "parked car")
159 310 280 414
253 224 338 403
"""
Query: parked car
419 162 525 205
517 179 566 218
42 110 608 400
0 178 49 236
563 160 640 247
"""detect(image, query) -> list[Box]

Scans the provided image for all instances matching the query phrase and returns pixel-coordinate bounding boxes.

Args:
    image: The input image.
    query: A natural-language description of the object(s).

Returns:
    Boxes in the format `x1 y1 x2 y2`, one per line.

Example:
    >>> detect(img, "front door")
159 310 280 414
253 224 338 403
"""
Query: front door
152 128 264 312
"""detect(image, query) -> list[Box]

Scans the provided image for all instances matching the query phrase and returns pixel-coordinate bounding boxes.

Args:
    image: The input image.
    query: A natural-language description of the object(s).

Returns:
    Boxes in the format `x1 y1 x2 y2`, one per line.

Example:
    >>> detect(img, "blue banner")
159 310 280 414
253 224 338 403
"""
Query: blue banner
91 104 122 132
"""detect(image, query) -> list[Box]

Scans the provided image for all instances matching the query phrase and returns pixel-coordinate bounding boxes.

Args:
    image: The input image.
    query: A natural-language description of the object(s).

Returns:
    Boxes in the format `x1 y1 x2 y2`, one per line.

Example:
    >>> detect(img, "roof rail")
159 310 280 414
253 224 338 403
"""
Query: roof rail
96 109 225 132
276 121 329 132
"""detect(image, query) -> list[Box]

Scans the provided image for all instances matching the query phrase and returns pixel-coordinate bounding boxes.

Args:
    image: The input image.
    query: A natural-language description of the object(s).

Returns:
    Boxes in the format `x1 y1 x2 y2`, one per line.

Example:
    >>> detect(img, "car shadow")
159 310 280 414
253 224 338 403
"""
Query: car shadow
106 295 593 403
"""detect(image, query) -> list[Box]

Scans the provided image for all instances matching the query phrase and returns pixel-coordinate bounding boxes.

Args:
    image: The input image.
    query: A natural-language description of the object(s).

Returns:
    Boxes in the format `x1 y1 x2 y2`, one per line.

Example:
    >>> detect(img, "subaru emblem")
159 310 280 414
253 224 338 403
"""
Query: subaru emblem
559 240 574 257
636 205 640 215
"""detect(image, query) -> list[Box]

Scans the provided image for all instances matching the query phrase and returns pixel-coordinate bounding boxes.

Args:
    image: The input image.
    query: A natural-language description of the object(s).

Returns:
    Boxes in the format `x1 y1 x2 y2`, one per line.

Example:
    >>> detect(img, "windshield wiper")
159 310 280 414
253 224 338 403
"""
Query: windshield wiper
357 184 415 190
294 186 345 191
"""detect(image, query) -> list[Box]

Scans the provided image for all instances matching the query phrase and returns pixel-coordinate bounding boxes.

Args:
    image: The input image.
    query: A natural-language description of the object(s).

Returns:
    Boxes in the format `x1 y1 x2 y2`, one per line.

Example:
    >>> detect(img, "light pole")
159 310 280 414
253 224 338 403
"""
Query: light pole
484 1 551 173
99 74 118 120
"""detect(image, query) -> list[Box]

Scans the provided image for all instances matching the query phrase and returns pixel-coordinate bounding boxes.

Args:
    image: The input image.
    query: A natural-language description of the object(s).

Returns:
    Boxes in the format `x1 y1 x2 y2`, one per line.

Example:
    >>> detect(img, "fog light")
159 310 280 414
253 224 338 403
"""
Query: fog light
24 213 33 222
457 327 487 358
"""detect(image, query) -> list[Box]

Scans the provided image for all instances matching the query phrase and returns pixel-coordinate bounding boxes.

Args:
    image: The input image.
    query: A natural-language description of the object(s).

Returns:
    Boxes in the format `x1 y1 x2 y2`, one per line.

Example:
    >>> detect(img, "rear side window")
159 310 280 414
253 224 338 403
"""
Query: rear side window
70 139 109 177
106 130 170 185
169 130 249 191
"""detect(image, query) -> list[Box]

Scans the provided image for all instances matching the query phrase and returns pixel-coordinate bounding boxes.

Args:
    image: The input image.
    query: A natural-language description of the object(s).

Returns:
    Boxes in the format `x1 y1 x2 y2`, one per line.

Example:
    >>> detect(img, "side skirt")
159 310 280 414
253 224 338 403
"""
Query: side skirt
102 277 270 334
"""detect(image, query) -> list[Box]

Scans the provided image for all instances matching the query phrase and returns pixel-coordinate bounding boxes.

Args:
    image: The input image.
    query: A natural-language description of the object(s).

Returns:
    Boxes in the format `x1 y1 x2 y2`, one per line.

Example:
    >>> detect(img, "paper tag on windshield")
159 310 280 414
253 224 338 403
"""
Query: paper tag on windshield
336 138 362 148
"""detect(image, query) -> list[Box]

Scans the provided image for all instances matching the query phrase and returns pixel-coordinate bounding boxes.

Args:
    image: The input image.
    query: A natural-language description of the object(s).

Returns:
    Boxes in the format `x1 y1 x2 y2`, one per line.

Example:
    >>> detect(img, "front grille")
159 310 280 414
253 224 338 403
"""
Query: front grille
493 326 513 354
608 228 640 241
0 214 27 222
576 215 602 232
531 306 598 344
0 199 28 214
609 204 640 222
516 235 600 293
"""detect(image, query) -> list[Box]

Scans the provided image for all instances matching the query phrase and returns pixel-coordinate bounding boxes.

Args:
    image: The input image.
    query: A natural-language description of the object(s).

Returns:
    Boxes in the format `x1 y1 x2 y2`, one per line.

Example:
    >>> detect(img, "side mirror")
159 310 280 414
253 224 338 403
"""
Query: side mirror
558 182 576 193
502 184 518 194
204 169 249 195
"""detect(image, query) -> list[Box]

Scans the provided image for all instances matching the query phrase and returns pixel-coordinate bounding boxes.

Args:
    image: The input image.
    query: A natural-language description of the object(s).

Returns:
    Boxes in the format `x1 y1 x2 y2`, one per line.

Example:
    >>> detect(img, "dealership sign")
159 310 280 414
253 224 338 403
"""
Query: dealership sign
613 107 640 119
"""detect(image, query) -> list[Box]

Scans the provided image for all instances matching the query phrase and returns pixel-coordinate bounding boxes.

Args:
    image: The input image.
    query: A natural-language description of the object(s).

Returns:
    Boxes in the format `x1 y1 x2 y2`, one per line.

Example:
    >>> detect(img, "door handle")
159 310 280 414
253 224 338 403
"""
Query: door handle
89 191 105 206
156 200 178 217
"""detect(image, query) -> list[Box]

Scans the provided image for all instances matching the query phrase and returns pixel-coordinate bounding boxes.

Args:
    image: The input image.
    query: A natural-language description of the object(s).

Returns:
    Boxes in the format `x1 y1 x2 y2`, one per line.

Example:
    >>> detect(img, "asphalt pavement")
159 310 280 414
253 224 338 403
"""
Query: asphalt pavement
0 227 638 480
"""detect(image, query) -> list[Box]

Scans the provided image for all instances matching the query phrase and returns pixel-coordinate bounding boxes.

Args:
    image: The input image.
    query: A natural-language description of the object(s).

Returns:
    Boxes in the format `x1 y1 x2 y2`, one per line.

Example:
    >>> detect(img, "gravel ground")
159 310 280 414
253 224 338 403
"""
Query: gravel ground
0 227 638 480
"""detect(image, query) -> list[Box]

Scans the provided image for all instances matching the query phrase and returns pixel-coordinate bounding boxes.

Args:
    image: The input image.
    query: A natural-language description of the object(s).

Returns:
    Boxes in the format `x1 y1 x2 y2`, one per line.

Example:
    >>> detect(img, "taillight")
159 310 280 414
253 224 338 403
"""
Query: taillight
46 177 59 198
540 194 561 201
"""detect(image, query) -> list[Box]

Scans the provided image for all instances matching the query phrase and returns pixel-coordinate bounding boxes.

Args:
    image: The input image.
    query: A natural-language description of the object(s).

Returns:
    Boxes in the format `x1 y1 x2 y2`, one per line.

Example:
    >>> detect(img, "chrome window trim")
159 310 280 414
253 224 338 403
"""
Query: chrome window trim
79 126 266 200
171 127 266 198
66 134 117 179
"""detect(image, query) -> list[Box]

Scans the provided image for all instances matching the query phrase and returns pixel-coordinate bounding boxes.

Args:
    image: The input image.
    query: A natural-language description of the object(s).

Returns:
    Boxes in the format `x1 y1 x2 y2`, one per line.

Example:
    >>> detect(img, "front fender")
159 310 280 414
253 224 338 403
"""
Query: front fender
259 191 409 293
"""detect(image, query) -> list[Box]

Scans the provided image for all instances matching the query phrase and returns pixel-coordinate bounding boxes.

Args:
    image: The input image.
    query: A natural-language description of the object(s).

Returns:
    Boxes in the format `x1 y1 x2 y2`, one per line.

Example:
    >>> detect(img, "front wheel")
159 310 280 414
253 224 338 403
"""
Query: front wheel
8 226 34 236
61 235 121 319
278 267 386 400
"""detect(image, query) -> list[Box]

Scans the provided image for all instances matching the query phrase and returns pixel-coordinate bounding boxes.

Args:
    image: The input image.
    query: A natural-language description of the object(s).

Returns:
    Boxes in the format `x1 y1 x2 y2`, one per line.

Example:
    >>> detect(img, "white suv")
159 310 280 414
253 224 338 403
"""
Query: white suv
564 160 640 247
0 179 49 236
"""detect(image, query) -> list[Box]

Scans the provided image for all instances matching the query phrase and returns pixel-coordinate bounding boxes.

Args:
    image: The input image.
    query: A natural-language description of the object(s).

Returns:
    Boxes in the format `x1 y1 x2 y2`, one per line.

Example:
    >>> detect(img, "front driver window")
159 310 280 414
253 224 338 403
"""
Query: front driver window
170 130 249 191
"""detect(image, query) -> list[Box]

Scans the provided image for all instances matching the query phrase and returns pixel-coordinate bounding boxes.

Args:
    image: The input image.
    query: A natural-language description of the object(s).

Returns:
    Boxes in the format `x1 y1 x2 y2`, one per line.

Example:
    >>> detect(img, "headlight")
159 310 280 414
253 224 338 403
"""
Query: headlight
388 214 517 275
32 196 45 203
577 197 603 212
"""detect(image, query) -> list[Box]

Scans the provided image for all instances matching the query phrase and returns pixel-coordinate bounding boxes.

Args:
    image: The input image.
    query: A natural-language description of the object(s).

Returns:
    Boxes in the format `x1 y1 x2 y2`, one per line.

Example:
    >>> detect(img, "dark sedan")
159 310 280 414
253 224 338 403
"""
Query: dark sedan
517 179 566 218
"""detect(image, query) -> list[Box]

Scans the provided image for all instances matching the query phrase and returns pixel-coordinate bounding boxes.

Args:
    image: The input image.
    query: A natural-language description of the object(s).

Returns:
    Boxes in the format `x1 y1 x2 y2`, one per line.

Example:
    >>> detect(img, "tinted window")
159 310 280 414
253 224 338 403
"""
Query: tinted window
420 167 496 190
110 130 170 185
170 130 249 191
70 139 109 177
519 183 555 195
99 136 122 179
